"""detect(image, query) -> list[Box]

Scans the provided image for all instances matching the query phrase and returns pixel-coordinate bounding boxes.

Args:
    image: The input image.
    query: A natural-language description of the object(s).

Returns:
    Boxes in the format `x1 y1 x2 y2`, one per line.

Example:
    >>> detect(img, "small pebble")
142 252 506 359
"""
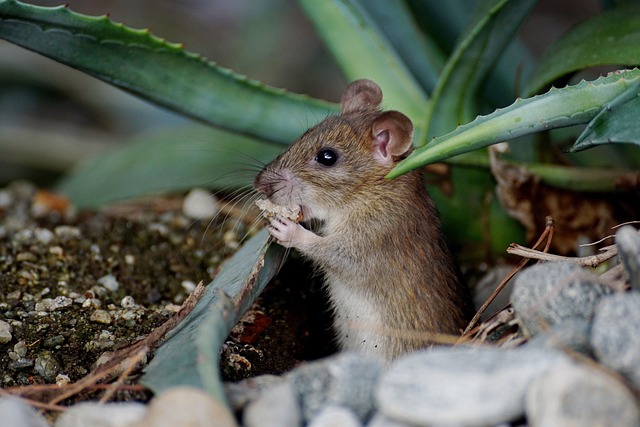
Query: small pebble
98 274 120 292
377 346 571 427
0 319 13 344
55 401 147 427
591 292 640 390
90 310 112 325
0 396 49 427
121 296 136 308
34 227 55 244
14 340 28 358
35 296 73 312
181 280 197 293
56 374 71 387
308 406 362 427
291 352 382 423
54 225 82 240
10 358 34 370
182 188 219 220
511 262 612 337
0 189 12 208
616 225 640 290
244 381 301 427
132 387 235 427
526 363 640 427
34 350 61 382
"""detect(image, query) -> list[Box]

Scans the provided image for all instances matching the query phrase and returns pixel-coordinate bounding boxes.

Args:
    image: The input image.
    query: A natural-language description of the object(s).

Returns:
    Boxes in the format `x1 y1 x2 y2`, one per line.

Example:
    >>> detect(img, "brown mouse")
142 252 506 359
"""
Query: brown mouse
253 79 474 363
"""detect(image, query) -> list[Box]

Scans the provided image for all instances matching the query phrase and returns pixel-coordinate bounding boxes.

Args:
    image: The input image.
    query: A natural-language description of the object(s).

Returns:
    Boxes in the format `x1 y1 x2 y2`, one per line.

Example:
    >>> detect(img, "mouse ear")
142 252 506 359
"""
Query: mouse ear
341 79 383 113
371 111 414 165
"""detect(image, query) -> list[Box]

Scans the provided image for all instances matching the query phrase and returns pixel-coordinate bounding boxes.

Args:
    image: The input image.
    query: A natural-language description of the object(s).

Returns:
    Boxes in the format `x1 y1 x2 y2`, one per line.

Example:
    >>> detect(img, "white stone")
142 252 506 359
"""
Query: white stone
132 387 236 427
377 346 571 427
511 262 612 337
0 319 13 344
98 274 119 292
308 406 362 427
55 402 147 427
527 363 640 427
182 188 219 220
591 292 640 390
291 352 381 423
244 381 301 427
0 396 49 427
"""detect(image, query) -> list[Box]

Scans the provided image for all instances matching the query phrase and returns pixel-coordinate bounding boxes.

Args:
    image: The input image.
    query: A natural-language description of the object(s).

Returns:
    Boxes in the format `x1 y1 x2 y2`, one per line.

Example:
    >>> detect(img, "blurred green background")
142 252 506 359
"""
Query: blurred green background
0 0 601 186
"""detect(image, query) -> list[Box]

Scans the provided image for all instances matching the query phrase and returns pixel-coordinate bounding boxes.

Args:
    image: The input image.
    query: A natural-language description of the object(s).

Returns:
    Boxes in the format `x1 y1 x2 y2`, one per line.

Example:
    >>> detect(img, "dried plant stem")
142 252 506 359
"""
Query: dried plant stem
506 243 618 268
459 217 556 340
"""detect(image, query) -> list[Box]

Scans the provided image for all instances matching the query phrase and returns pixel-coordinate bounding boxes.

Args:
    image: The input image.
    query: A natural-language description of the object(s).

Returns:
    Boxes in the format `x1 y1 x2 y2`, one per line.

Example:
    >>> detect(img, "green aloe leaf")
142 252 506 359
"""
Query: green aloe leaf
572 79 640 151
388 68 640 178
358 0 445 93
0 0 336 145
56 125 281 208
298 0 428 128
424 0 538 142
526 3 640 96
142 229 284 402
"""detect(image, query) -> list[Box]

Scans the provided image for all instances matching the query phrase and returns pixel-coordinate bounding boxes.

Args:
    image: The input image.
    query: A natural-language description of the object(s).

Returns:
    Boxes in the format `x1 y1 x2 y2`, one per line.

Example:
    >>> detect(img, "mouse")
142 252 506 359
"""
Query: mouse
253 79 474 363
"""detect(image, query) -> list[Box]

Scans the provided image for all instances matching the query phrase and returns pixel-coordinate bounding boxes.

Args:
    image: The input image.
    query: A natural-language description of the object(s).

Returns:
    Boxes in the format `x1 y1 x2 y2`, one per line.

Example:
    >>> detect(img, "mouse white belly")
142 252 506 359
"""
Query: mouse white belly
328 278 390 362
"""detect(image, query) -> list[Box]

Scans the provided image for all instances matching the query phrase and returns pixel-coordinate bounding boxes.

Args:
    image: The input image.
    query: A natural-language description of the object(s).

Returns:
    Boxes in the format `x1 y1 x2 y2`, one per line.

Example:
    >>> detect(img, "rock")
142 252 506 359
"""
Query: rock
182 188 219 220
35 296 73 312
55 402 147 427
224 374 284 412
0 396 49 427
367 413 414 427
591 292 640 390
290 352 382 423
616 226 640 290
0 319 13 344
526 318 592 356
34 228 55 244
98 274 120 292
244 381 301 427
511 262 613 337
34 350 62 382
376 346 571 427
133 387 236 427
90 310 112 325
526 363 640 427
308 406 362 427
44 335 66 348
53 225 82 240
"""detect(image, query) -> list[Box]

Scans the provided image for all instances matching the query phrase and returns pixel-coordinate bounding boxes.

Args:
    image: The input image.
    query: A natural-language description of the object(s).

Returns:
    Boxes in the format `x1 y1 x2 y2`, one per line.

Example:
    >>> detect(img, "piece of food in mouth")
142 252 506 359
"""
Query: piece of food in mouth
255 198 303 223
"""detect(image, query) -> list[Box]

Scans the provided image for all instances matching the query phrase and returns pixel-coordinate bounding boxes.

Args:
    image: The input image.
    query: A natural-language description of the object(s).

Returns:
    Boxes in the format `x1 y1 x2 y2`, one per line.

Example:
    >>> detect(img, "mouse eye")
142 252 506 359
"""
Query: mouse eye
315 148 338 167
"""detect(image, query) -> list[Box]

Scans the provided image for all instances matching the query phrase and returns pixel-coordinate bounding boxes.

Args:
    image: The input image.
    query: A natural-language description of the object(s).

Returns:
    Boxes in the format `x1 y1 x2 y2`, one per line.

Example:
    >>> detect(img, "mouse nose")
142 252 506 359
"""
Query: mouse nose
253 173 273 197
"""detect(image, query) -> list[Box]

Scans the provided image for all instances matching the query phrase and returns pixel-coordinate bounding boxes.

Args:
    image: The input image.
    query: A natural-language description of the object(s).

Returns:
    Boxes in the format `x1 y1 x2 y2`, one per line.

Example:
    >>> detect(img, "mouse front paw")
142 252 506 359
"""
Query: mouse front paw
267 215 317 250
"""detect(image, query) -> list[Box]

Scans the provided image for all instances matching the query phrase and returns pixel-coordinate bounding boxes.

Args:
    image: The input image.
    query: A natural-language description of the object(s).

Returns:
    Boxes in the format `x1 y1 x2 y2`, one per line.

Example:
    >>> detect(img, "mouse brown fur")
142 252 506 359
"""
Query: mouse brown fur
254 79 474 363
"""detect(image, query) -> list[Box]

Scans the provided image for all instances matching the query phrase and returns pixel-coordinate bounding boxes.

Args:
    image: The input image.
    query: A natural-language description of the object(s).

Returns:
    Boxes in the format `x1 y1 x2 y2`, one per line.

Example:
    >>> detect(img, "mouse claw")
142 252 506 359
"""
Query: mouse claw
267 215 316 250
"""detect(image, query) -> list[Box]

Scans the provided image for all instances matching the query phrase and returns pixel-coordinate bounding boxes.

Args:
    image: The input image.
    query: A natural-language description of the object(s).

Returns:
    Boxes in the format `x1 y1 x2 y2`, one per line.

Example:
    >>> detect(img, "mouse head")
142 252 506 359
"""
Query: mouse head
254 79 414 221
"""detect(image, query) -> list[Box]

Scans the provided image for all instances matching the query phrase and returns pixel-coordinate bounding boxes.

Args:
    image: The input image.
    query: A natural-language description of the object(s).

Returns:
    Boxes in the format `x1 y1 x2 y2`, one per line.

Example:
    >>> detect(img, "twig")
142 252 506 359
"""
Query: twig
458 217 555 340
98 347 148 404
506 244 618 268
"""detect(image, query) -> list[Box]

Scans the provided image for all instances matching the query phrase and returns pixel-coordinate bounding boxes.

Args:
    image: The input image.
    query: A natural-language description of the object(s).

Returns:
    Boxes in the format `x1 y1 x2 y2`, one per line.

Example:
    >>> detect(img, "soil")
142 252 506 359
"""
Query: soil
0 181 337 403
